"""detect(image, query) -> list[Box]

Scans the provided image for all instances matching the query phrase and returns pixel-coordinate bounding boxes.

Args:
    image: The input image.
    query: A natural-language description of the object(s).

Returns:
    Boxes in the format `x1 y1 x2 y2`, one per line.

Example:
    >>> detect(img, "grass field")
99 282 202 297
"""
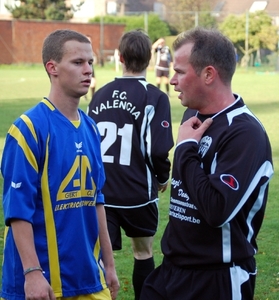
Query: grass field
0 64 278 299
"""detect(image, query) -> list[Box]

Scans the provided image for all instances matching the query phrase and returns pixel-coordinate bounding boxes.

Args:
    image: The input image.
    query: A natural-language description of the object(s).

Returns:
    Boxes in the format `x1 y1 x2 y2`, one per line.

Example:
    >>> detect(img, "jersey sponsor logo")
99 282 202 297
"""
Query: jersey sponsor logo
161 120 170 128
11 181 22 189
171 197 196 210
220 174 239 190
198 135 212 158
55 200 96 211
170 197 199 223
169 210 201 223
56 155 96 201
171 178 182 189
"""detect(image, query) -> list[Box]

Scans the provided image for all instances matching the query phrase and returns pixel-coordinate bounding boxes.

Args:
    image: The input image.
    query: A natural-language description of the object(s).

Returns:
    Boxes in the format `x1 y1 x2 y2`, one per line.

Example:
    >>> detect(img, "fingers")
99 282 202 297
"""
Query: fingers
188 116 213 131
188 116 203 129
160 186 167 193
50 289 56 300
178 117 213 143
201 118 213 130
158 182 168 193
110 283 120 300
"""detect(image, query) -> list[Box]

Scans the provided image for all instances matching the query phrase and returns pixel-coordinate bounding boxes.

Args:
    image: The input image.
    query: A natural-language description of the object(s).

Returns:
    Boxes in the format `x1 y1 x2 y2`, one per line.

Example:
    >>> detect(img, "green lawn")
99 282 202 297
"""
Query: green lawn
0 64 278 299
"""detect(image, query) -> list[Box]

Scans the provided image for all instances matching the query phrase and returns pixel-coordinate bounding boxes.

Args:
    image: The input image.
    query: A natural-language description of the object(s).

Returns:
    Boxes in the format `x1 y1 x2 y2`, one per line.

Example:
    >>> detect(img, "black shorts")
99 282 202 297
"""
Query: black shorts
105 203 158 250
140 256 256 300
156 69 170 78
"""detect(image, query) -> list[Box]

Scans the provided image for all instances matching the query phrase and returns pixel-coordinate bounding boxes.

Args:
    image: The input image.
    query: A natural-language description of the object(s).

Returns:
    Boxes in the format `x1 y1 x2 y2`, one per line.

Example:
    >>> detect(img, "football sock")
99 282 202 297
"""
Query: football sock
157 84 160 89
132 257 155 300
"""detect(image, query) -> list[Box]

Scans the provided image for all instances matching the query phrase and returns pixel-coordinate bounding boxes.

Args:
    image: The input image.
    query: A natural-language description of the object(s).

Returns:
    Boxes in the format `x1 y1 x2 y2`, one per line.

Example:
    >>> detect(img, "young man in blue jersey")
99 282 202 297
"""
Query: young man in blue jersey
88 30 174 300
1 29 119 300
140 27 273 300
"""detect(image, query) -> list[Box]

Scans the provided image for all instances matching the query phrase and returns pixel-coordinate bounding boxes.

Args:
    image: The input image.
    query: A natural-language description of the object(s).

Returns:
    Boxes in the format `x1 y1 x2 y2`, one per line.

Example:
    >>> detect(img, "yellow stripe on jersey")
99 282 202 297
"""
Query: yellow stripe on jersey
41 135 62 296
1 226 10 267
93 237 107 289
20 114 38 143
42 98 55 110
8 124 38 173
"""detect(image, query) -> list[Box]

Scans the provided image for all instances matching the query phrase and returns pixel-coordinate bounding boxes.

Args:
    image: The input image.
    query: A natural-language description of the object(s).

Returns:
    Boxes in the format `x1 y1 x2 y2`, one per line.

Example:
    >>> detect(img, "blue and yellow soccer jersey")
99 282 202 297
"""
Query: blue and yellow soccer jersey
1 99 107 299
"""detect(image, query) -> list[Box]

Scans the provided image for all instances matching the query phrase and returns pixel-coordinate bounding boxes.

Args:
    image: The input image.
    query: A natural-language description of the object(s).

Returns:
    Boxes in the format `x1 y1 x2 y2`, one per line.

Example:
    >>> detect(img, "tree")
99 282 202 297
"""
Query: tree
90 14 171 43
5 0 84 21
219 10 278 67
157 0 217 33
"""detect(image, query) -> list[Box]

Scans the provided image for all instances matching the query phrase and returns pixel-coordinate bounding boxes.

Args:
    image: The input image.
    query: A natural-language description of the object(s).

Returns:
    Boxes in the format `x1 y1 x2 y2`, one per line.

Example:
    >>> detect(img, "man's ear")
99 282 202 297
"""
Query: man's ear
45 60 58 76
119 54 124 64
203 66 216 84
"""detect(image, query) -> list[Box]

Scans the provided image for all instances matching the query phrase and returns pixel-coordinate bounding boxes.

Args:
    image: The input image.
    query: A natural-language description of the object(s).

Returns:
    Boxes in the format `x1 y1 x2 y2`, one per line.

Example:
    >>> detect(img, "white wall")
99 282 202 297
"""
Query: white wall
0 0 17 18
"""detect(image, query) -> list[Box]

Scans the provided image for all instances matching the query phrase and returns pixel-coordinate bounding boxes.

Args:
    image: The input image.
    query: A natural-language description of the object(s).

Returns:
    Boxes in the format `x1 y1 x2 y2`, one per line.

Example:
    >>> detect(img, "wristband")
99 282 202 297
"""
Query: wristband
23 266 44 276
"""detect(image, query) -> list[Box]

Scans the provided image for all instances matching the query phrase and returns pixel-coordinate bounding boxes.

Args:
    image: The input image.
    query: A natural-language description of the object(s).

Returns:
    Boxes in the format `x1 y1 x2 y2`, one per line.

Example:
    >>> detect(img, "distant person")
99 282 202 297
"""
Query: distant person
152 37 173 96
1 29 119 300
88 29 174 300
140 27 273 300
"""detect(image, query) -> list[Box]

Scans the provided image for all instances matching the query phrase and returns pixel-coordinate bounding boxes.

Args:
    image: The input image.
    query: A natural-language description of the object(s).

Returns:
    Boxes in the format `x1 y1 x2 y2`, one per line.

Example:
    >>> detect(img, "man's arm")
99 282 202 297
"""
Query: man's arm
152 38 164 50
96 204 119 300
11 219 55 300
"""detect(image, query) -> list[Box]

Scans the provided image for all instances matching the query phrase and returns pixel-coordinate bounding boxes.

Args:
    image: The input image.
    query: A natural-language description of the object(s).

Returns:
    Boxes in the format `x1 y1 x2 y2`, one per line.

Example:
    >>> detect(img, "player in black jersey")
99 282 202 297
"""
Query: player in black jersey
140 28 273 300
87 30 174 300
152 38 173 96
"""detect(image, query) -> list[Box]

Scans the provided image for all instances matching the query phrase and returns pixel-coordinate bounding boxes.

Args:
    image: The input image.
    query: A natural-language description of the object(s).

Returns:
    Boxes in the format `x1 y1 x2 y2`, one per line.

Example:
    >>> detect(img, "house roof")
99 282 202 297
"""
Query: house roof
117 0 156 12
213 0 279 15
